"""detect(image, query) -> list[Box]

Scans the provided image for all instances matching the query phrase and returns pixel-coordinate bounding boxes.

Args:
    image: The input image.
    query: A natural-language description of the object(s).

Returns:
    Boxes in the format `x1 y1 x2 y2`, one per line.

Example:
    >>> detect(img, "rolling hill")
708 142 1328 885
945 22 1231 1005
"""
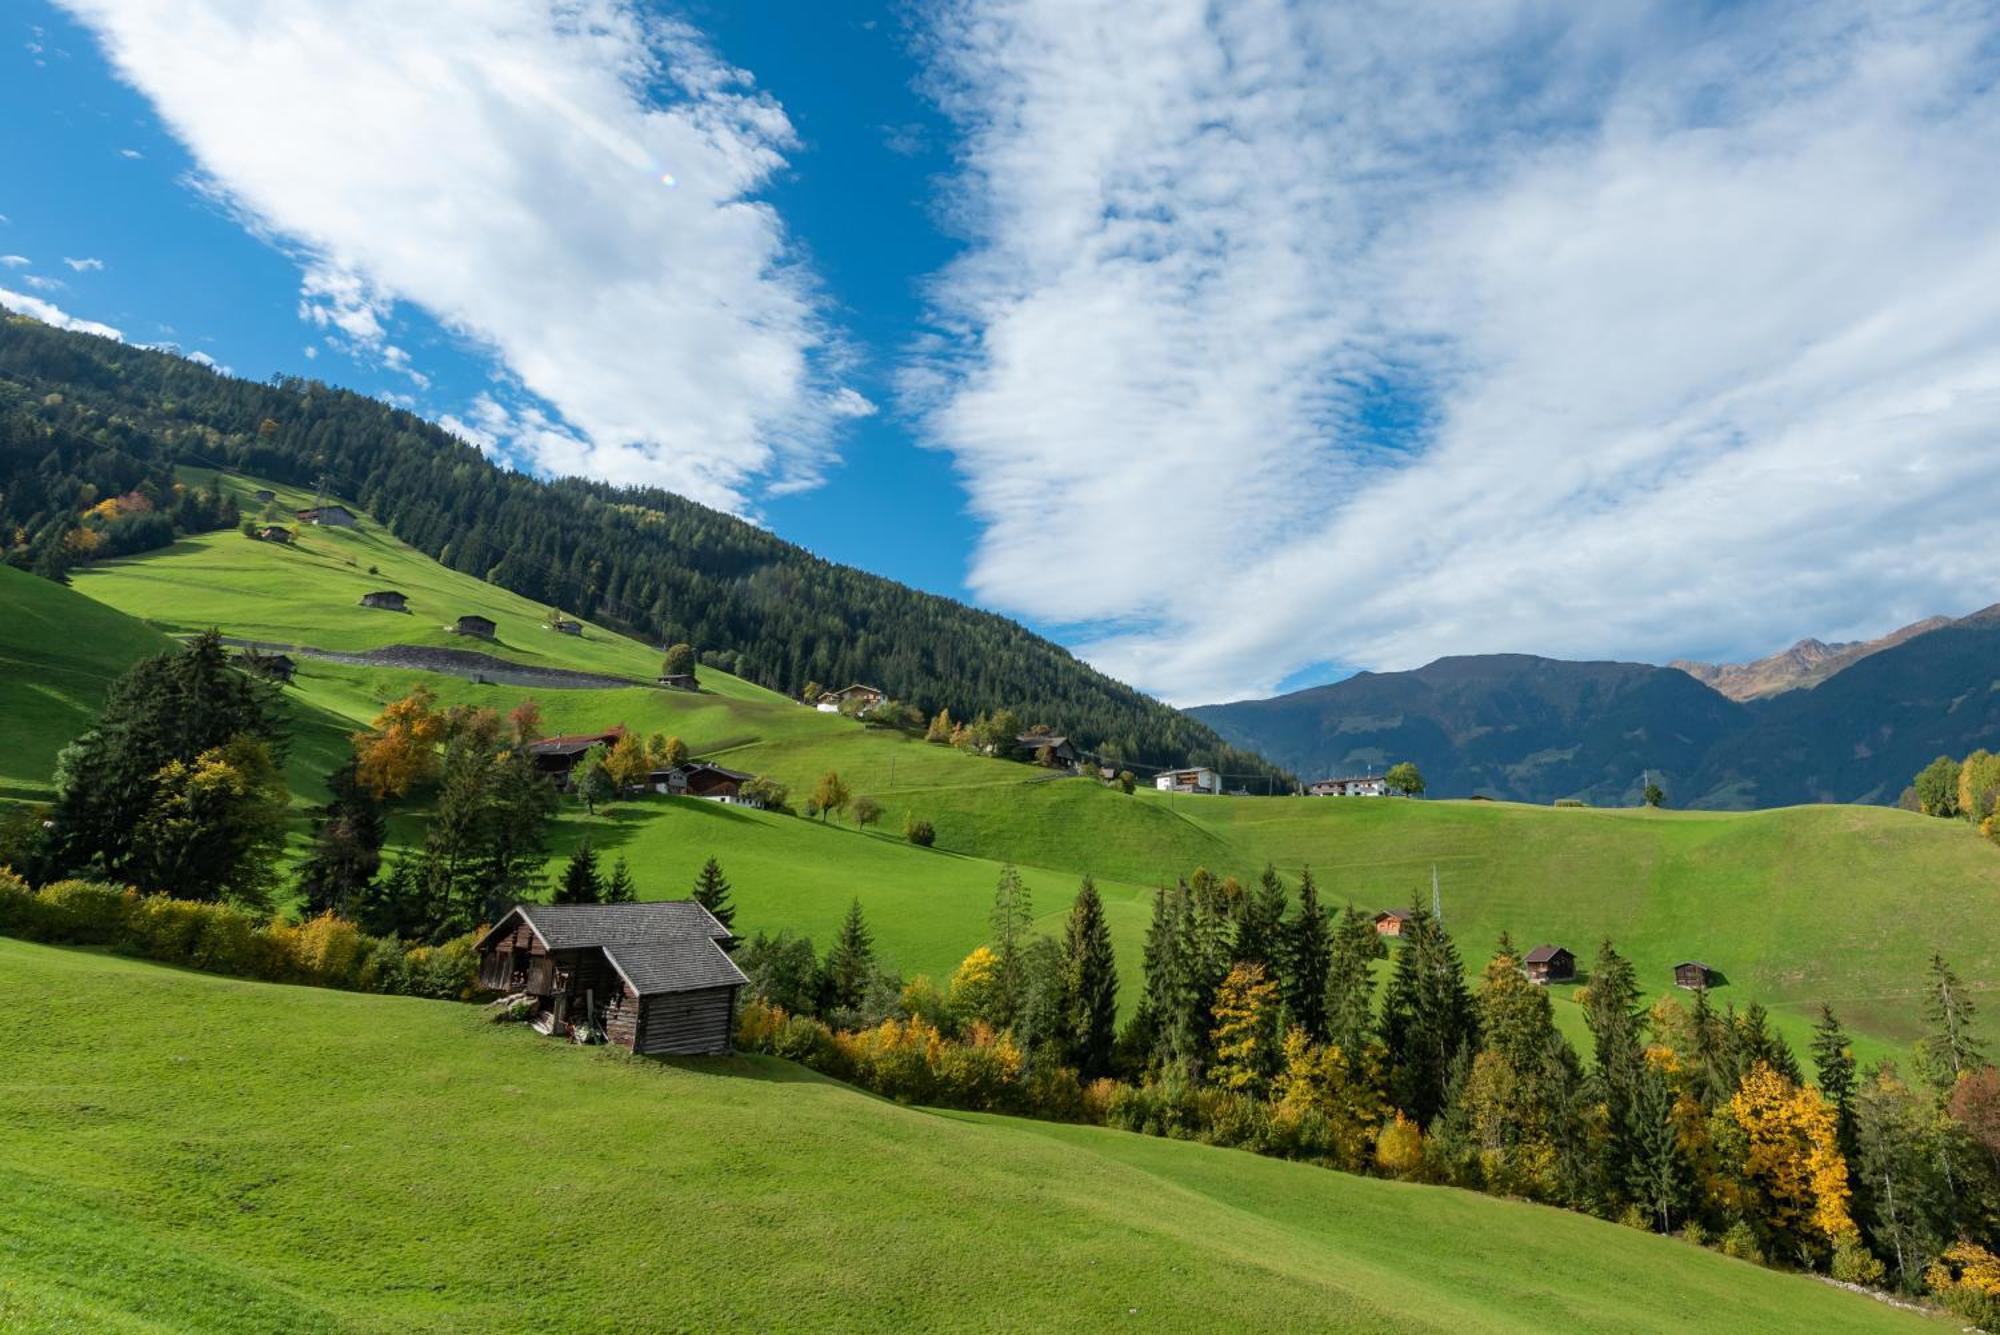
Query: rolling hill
5 483 1997 1068
0 937 1938 1334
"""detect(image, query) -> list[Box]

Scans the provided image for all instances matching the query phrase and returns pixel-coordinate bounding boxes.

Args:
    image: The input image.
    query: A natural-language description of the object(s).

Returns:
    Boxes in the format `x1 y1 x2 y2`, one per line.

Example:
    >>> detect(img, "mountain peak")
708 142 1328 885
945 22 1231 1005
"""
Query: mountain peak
1672 616 1950 701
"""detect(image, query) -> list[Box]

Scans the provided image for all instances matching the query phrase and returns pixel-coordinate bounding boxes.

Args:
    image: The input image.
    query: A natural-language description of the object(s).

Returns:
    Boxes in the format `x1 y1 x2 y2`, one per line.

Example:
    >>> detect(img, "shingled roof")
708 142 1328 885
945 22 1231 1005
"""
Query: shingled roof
479 901 744 996
1524 944 1570 964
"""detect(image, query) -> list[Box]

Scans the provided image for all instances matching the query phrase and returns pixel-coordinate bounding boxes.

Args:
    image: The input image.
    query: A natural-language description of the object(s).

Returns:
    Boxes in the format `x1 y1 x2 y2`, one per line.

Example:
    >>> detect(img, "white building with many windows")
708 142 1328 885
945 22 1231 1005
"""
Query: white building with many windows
1154 766 1222 795
1307 774 1391 797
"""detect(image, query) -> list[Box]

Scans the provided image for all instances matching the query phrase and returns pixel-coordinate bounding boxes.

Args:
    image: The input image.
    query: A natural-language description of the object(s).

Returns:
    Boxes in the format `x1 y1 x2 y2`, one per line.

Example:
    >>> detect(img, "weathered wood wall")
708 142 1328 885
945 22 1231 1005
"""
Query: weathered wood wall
635 986 738 1056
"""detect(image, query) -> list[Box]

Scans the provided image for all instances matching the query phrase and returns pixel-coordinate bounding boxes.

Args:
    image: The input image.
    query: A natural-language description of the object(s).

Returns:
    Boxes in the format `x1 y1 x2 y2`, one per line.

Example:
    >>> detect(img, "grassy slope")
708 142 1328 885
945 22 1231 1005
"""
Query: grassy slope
0 938 1938 1335
22 474 2000 1051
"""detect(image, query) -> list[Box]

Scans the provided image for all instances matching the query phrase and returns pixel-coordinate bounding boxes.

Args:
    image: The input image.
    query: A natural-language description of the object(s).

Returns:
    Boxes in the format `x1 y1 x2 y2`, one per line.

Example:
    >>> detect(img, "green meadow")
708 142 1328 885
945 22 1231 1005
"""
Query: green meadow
7 476 1999 1059
0 937 1941 1334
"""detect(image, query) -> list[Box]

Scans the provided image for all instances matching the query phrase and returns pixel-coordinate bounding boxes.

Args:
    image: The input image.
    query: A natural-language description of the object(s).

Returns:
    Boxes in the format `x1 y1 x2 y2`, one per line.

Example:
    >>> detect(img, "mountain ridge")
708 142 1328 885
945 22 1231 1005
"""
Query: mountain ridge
1670 615 1952 700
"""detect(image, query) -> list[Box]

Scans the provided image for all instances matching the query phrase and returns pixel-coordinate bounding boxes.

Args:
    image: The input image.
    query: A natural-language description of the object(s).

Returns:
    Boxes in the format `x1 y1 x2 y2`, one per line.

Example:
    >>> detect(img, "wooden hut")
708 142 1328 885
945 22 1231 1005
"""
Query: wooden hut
235 650 296 684
254 524 293 544
452 614 497 639
526 727 626 786
1674 961 1713 990
657 672 699 691
1018 733 1078 766
359 590 408 611
551 619 582 636
476 902 745 1055
1522 944 1575 984
296 504 357 527
654 761 758 805
1373 909 1412 937
252 488 276 503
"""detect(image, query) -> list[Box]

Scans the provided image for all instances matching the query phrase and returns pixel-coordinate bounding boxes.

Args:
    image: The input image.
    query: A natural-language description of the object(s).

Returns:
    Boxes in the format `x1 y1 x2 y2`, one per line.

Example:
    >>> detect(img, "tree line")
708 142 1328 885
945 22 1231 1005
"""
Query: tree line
1907 751 2000 843
0 316 1285 787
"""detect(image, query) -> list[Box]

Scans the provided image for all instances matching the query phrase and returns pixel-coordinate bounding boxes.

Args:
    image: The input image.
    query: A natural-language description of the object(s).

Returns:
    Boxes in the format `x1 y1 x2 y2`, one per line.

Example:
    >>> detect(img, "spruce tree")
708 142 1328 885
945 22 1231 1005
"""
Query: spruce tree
1736 1002 1802 1083
1379 906 1477 1125
1584 939 1646 1194
554 838 603 904
1812 1003 1858 1156
1626 1063 1691 1232
1140 883 1186 1070
1920 952 1984 1088
296 758 386 918
1061 876 1119 1078
1232 864 1287 969
825 897 876 1012
990 864 1033 1029
1281 866 1333 1043
604 856 637 904
1325 905 1384 1055
691 856 734 931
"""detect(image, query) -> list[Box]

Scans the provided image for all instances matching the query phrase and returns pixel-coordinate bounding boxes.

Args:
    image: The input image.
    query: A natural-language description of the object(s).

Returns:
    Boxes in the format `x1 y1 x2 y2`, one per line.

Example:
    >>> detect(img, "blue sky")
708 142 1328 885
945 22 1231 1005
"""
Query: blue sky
8 1 2000 705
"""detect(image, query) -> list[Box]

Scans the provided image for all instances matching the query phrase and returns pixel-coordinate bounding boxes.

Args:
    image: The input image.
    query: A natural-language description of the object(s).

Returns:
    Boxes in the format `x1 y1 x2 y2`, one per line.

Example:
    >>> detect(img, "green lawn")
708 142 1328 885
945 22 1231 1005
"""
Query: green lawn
0 938 1942 1334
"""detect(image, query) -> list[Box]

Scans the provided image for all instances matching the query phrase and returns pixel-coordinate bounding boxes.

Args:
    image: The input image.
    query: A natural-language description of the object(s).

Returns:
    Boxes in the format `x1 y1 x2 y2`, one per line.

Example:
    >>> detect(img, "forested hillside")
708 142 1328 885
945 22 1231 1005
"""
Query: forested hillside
0 311 1279 782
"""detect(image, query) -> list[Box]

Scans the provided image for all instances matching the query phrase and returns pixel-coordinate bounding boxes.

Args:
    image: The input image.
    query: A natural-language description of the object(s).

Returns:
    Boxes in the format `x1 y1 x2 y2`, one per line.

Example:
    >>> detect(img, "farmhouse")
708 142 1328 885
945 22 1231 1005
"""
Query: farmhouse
1155 766 1222 795
1373 909 1412 937
1018 733 1077 766
452 614 497 640
527 727 626 785
657 672 699 691
253 525 293 544
653 762 761 806
476 901 745 1055
296 504 357 527
236 650 295 684
359 590 407 611
1674 961 1714 990
1523 944 1575 984
816 683 886 714
1308 775 1390 797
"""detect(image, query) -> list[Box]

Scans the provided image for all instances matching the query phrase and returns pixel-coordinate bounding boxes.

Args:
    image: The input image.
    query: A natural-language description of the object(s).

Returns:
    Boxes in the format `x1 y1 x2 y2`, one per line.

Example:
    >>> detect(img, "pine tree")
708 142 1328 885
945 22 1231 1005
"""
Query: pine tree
1232 864 1287 969
825 897 876 1011
1281 866 1333 1043
691 856 733 931
1379 907 1477 1126
1812 1003 1858 1157
1061 875 1119 1078
1919 952 1984 1089
989 864 1034 1029
554 838 603 904
1584 939 1646 1194
604 856 637 904
295 758 385 918
1627 1062 1692 1232
1325 905 1385 1056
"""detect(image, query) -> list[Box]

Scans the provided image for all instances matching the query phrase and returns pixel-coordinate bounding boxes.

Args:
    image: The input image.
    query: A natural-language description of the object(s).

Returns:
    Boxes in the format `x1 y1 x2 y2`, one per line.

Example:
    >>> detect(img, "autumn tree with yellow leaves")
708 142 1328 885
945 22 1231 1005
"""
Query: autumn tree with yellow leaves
352 686 447 798
1209 962 1282 1096
1723 1062 1857 1265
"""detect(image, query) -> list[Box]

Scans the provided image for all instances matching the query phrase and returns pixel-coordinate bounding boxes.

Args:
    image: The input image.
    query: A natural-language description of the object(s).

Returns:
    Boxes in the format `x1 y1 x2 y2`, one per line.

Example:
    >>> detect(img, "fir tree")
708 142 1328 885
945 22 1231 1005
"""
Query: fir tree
1379 906 1477 1126
295 758 385 918
1812 1003 1858 1157
1626 1062 1691 1232
1584 939 1646 1193
554 838 604 904
1325 905 1385 1056
1061 875 1119 1079
825 897 876 1012
691 856 734 931
1281 866 1333 1043
1919 952 1984 1089
989 863 1034 1029
1232 864 1287 969
604 856 637 904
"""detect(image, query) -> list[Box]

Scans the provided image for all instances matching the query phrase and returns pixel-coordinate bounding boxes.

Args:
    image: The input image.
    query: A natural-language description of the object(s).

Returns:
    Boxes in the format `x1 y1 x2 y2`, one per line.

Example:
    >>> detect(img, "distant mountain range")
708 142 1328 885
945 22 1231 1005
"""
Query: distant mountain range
1190 606 2000 808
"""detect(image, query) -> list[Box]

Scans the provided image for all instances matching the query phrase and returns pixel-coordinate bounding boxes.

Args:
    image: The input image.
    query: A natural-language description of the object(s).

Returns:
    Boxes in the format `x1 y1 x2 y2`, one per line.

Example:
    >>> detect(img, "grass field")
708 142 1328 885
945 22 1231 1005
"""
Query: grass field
8 475 2000 1057
0 937 1943 1334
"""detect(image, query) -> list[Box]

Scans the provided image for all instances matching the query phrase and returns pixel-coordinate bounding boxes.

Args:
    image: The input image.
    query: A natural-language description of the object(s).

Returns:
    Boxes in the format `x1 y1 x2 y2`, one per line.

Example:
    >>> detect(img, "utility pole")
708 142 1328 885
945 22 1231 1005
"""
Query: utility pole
1431 864 1442 924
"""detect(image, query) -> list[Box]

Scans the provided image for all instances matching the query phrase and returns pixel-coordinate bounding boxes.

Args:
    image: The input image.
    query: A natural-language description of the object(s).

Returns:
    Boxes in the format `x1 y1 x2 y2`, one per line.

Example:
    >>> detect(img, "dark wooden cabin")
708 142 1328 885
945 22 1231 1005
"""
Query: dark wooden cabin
252 488 276 503
359 590 408 611
476 901 745 1055
1522 944 1575 984
1674 960 1713 990
453 614 497 639
236 650 296 684
656 761 758 805
551 619 582 636
254 524 293 544
527 726 627 785
1018 733 1077 766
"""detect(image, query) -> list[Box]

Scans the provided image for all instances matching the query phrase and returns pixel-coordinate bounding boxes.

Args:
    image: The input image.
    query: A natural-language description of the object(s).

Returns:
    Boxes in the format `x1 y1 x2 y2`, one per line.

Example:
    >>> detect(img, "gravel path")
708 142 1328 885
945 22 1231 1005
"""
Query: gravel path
220 637 647 691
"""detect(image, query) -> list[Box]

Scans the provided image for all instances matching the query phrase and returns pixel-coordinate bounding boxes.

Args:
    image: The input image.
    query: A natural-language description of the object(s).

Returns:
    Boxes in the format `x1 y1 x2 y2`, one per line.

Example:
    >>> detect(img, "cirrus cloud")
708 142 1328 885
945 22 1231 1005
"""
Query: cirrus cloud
58 0 864 510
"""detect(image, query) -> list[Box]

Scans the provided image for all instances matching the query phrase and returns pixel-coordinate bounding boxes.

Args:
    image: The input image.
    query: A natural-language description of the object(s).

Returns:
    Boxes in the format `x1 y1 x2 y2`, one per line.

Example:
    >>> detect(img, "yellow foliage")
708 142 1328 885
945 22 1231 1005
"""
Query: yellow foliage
62 526 102 556
1209 962 1281 1094
352 686 446 798
605 731 649 791
294 912 364 985
1927 1242 2000 1296
84 497 124 522
1375 1111 1425 1179
948 945 999 1021
1726 1062 1856 1251
736 997 788 1050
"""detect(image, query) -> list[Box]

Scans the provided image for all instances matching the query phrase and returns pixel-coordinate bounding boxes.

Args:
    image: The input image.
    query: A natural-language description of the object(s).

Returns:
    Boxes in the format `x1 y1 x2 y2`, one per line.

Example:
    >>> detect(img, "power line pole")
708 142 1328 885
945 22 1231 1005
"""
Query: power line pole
1431 864 1442 924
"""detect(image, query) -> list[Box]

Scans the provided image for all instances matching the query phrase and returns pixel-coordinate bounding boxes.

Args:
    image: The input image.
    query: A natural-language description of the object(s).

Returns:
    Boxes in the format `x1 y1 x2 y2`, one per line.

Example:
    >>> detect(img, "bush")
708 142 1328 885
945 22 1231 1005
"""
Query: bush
0 866 37 933
1928 1243 2000 1329
35 880 134 944
1717 1221 1764 1265
1678 1221 1710 1248
1553 797 1587 808
292 912 366 987
1831 1240 1886 1287
904 816 935 847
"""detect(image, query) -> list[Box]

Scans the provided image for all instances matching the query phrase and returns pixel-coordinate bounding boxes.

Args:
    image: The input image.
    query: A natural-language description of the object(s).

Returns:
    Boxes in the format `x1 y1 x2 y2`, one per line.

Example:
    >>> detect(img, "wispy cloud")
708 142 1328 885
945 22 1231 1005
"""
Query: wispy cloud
58 0 864 510
911 0 2000 703
22 274 64 292
0 255 28 268
1 288 123 340
62 256 104 272
118 147 142 159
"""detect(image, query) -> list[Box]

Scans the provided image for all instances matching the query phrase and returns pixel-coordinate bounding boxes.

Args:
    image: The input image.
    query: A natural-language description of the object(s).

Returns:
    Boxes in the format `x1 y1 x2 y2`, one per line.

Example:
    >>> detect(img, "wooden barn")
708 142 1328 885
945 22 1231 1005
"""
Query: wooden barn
527 726 627 785
1522 944 1575 984
253 524 293 544
653 761 759 805
476 901 745 1055
296 504 357 527
452 614 497 639
551 618 582 636
657 672 699 691
1017 733 1078 766
1674 960 1714 990
359 590 407 611
252 488 276 503
236 650 296 684
1373 909 1412 937
815 683 885 714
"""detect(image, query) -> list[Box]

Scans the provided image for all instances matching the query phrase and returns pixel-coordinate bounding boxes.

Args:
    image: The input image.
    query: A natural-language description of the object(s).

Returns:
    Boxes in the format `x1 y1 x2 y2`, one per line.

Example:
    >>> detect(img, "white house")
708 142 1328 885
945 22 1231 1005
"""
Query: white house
814 683 886 715
1307 775 1391 797
1154 766 1222 795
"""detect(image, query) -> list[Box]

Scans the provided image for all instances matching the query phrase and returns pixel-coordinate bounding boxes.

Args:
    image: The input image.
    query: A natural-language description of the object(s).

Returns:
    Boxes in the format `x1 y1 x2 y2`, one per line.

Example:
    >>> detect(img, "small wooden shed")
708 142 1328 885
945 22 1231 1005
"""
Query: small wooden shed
1523 944 1575 984
1674 961 1713 990
236 650 296 684
453 614 497 639
476 901 745 1055
657 672 699 691
254 524 293 544
1373 909 1411 937
359 590 407 611
252 488 276 503
296 504 357 527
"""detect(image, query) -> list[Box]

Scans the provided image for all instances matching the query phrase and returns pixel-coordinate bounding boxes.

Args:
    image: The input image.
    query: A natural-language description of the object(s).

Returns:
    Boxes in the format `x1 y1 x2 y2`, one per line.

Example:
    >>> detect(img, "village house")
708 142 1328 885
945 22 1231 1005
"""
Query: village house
657 672 699 692
527 727 626 786
1018 733 1078 767
358 590 407 611
1373 909 1412 937
476 901 745 1055
1307 775 1390 797
1523 944 1575 984
1674 960 1714 990
296 504 357 527
253 525 293 544
815 683 886 714
1154 766 1222 795
452 614 497 640
651 761 762 807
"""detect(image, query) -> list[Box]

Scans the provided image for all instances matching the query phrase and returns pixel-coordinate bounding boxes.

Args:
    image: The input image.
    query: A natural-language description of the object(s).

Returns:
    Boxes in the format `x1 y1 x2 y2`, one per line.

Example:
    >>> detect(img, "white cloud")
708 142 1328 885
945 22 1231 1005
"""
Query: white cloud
912 0 2000 703
59 0 861 510
22 275 64 292
0 288 123 340
63 256 104 271
0 255 27 267
119 147 142 158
